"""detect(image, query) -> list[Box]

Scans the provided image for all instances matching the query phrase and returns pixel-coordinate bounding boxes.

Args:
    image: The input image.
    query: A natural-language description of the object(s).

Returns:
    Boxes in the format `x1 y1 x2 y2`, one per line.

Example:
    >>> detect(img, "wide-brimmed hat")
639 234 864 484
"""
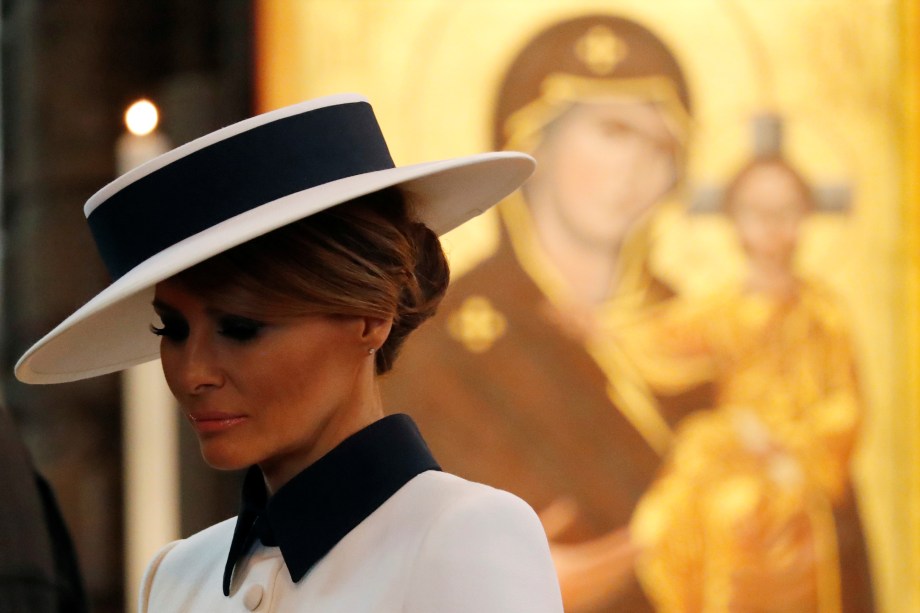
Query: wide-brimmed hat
16 93 535 384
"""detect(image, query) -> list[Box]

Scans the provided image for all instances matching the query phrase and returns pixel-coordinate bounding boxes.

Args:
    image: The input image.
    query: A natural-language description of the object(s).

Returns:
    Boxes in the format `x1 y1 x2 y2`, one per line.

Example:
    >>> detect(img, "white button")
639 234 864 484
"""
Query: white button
243 584 264 610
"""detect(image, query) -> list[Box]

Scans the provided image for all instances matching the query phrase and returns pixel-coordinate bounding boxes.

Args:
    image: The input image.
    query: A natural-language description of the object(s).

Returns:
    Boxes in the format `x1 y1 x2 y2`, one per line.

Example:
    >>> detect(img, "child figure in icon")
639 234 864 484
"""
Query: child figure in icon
626 115 875 613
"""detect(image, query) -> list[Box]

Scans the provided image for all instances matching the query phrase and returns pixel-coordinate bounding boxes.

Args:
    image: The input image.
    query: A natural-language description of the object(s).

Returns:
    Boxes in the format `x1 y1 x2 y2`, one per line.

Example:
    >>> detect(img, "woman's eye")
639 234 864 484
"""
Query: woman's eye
150 320 189 341
218 316 265 342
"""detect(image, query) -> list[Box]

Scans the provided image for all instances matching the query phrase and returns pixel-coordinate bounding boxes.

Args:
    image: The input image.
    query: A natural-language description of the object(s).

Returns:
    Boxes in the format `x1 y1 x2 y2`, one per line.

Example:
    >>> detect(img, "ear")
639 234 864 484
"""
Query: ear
359 316 392 351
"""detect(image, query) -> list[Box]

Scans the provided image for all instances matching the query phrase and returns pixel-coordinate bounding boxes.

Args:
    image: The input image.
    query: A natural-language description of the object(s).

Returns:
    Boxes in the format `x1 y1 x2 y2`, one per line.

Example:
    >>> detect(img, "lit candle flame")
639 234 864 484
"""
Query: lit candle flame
124 99 159 136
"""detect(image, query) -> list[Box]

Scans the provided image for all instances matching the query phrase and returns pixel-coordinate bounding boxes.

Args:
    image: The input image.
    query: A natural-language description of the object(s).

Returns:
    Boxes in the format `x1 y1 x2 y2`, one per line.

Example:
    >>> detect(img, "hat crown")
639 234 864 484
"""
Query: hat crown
85 93 371 216
86 95 394 280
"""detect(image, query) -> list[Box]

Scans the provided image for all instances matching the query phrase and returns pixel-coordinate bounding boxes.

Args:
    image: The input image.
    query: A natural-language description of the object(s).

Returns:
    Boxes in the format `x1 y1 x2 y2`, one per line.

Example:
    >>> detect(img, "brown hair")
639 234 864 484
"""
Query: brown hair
171 187 449 374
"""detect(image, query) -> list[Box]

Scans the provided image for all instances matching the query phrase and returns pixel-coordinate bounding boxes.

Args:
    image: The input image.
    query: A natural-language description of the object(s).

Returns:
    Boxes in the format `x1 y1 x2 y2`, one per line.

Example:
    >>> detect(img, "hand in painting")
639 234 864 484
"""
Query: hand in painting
540 498 639 612
727 502 820 613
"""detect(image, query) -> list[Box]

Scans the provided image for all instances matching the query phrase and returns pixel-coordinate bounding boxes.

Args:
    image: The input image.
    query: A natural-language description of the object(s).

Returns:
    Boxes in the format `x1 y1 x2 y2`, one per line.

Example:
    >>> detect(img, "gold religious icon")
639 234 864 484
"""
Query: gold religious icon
387 14 700 613
257 3 920 610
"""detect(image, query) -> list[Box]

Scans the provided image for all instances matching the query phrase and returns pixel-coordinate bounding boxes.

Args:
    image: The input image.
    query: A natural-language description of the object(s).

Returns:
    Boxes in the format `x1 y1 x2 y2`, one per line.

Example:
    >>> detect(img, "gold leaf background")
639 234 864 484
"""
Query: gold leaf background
255 2 919 610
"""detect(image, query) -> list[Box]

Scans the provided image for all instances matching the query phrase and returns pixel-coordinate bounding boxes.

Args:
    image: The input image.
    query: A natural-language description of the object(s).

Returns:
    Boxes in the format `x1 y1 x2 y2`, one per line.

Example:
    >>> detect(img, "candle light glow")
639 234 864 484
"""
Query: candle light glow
116 98 170 176
124 99 159 136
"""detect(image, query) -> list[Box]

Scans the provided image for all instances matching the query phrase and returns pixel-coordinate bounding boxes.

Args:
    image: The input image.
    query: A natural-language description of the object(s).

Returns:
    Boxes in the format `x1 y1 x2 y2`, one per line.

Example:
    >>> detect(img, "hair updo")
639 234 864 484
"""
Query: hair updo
171 187 450 374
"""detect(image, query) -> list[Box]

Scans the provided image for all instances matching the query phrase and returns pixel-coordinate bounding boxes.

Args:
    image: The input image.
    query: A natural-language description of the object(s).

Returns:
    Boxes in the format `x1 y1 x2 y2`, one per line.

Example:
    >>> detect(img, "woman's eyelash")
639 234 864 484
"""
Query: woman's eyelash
150 321 188 340
148 316 264 342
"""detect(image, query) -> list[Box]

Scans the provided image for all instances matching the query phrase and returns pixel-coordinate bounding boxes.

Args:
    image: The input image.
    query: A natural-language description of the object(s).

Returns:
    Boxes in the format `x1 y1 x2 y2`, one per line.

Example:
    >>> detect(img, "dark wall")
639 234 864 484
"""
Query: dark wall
1 1 253 610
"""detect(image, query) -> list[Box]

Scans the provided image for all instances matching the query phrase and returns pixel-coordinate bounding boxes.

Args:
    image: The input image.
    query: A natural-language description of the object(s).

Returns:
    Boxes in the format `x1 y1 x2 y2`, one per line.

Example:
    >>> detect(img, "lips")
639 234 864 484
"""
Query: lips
186 411 248 434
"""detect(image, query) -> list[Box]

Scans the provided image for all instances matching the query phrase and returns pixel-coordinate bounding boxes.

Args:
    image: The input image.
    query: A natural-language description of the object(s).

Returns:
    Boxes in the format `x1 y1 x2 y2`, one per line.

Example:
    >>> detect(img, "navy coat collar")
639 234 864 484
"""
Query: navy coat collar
223 414 440 595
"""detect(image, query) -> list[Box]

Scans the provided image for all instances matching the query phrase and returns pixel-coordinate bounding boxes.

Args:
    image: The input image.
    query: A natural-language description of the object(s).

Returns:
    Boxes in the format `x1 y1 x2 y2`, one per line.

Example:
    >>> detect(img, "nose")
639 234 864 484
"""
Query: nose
163 330 224 396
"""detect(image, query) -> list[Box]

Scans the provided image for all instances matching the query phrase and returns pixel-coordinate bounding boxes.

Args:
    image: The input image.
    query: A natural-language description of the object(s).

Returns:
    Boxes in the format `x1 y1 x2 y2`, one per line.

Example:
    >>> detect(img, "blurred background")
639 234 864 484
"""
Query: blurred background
1 1 252 611
2 1 918 612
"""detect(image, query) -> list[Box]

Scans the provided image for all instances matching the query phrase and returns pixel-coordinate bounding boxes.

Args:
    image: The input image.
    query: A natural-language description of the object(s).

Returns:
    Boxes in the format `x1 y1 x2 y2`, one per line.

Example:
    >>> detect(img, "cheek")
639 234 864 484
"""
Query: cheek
549 131 623 197
550 143 617 209
781 217 804 242
552 136 672 207
737 220 796 257
638 147 676 192
158 343 183 397
246 339 356 412
735 218 768 250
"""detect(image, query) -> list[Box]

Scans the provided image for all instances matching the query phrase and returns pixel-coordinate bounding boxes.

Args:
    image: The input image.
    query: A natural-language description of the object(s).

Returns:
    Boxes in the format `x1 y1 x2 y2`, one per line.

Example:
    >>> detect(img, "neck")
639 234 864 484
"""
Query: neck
745 256 798 298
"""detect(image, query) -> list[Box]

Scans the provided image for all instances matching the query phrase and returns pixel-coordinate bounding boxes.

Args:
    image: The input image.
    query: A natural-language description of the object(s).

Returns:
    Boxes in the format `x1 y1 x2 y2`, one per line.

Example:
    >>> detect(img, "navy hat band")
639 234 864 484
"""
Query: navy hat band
87 101 395 280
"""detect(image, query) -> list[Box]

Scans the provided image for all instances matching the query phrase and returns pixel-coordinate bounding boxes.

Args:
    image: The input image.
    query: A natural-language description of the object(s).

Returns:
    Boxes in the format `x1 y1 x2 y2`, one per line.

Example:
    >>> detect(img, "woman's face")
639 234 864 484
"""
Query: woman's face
527 101 679 250
729 164 811 267
153 280 376 488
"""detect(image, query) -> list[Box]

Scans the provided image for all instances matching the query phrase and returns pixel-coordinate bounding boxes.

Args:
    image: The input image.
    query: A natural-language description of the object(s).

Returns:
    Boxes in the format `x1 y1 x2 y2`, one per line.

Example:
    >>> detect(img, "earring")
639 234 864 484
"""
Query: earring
368 347 376 355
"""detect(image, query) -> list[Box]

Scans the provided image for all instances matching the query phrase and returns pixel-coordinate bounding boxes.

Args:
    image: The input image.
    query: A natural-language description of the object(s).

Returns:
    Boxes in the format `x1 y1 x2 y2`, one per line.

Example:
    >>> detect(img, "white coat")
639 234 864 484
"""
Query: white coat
139 470 564 612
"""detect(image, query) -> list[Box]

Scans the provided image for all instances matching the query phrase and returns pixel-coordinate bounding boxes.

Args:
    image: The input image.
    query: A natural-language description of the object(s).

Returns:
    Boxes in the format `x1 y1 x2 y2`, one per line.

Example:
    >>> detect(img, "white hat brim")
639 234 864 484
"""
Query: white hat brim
16 151 533 383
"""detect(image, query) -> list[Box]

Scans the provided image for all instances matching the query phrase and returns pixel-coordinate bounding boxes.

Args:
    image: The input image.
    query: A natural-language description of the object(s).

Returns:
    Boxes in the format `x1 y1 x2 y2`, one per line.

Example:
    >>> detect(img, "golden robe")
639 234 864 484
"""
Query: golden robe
625 282 873 613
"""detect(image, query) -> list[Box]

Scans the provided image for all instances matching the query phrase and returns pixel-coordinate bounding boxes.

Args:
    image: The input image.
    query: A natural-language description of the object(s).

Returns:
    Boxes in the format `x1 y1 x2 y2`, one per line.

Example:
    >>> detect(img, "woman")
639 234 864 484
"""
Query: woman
15 94 563 612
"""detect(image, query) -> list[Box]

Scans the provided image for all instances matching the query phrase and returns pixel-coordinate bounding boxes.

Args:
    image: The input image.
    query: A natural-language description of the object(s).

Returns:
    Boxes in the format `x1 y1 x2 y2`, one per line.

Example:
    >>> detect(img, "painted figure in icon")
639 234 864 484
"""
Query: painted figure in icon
624 127 875 612
383 15 709 612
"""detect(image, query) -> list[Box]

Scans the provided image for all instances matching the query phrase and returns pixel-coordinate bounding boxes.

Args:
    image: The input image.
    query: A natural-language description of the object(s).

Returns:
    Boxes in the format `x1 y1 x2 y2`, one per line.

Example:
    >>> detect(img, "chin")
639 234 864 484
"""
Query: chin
198 441 256 471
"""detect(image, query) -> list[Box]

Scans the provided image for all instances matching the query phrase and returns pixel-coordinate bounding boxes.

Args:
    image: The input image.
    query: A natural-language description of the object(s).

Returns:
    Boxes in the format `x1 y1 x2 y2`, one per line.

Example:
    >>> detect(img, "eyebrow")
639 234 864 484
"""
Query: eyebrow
151 299 178 315
152 298 252 321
